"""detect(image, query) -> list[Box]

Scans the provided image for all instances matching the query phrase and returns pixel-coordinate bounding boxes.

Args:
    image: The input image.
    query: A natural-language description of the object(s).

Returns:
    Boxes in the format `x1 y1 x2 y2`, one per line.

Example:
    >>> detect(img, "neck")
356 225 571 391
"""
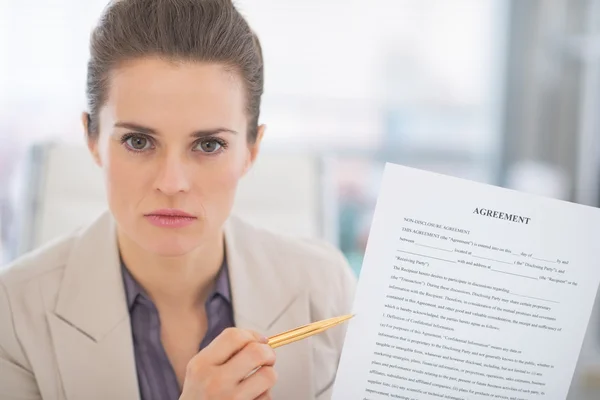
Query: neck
117 229 225 310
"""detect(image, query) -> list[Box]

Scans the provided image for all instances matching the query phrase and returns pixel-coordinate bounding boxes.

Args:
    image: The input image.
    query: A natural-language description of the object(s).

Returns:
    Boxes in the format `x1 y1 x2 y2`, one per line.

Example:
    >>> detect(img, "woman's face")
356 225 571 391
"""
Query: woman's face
85 57 263 257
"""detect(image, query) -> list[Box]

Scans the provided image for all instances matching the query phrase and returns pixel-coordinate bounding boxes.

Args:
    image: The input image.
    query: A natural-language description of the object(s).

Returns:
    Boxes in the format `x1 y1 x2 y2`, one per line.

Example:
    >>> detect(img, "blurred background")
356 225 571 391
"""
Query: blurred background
1 0 600 398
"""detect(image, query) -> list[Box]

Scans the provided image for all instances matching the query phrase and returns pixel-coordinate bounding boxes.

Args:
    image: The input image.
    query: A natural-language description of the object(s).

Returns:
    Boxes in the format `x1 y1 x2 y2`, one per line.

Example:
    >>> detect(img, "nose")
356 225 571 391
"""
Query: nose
154 152 191 196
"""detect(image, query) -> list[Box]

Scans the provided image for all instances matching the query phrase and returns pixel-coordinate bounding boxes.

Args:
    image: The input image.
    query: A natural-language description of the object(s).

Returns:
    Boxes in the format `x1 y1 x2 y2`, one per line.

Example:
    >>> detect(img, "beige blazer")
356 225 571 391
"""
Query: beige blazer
0 211 356 400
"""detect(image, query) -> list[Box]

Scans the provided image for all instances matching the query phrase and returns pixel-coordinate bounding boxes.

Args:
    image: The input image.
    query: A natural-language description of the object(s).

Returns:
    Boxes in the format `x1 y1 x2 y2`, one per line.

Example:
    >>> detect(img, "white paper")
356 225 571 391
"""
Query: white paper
332 163 600 400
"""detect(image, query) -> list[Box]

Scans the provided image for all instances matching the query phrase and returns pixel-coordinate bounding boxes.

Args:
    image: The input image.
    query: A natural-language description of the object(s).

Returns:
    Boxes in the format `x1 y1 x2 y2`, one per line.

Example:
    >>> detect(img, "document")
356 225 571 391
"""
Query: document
331 163 600 400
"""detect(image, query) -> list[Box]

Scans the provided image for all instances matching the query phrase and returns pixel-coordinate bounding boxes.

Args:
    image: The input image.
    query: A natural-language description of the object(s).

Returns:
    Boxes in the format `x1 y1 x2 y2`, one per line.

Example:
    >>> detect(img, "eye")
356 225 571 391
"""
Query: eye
194 138 224 153
123 134 152 151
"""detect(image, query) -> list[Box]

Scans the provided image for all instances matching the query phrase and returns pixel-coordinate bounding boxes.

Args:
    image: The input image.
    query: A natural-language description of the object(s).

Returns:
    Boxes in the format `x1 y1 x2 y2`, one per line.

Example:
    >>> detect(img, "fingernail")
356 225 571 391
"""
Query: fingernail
261 336 269 344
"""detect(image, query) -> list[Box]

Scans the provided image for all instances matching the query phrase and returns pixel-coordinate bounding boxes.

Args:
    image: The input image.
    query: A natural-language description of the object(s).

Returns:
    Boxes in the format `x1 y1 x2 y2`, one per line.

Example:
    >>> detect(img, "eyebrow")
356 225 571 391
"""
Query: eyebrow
114 122 238 138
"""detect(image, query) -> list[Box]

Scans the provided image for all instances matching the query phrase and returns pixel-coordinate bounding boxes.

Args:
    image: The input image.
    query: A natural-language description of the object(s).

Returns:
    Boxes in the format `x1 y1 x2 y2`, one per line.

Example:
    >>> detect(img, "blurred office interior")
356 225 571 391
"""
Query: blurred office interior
1 0 600 398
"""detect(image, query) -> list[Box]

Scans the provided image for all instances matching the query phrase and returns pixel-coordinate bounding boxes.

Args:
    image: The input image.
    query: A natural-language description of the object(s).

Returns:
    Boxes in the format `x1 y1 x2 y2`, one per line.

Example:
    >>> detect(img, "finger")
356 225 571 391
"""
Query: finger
235 366 277 400
254 390 273 400
223 341 276 382
202 328 267 365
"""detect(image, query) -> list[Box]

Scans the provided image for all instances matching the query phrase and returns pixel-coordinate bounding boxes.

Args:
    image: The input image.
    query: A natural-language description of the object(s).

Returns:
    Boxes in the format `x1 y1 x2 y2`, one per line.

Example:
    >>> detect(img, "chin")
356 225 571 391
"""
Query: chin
135 225 207 257
116 212 219 257
145 238 201 257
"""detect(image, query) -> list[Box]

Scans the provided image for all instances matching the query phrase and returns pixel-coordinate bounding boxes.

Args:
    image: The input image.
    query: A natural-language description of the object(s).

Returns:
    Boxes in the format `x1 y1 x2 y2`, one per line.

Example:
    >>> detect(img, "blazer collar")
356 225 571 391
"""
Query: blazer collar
54 211 127 341
223 216 304 332
49 211 140 400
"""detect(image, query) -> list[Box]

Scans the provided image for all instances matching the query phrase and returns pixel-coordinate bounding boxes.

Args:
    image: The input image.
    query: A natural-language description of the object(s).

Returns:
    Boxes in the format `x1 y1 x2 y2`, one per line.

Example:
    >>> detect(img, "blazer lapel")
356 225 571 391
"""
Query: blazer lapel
224 217 314 400
48 212 140 400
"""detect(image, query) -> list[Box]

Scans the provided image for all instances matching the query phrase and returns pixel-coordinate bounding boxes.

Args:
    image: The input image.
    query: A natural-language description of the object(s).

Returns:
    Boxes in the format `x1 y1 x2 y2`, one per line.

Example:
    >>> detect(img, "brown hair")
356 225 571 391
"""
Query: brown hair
85 0 264 142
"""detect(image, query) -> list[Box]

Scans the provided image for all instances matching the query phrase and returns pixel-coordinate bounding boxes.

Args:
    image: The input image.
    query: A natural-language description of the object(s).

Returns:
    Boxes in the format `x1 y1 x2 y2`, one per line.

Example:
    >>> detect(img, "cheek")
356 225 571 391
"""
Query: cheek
198 147 248 203
102 145 151 210
204 155 245 193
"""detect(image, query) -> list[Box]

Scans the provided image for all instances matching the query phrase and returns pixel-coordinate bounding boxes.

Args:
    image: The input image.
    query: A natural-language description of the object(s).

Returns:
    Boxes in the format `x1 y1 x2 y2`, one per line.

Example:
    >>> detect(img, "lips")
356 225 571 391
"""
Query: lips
146 209 195 218
144 209 197 228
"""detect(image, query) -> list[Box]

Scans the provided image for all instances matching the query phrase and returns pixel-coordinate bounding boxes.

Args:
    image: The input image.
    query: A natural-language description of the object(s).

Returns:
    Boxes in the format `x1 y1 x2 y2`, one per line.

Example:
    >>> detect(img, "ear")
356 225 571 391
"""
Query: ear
244 124 265 174
82 112 102 167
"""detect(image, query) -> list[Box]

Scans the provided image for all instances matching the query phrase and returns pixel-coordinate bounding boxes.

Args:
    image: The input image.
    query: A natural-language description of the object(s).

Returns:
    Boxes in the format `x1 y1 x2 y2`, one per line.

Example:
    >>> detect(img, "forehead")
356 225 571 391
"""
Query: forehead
103 57 247 131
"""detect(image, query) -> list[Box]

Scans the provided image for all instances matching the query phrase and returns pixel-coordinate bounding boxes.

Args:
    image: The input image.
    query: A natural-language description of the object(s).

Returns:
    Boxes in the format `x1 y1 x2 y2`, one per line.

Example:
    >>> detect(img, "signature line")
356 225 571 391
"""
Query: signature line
511 293 560 304
491 269 538 280
397 250 456 264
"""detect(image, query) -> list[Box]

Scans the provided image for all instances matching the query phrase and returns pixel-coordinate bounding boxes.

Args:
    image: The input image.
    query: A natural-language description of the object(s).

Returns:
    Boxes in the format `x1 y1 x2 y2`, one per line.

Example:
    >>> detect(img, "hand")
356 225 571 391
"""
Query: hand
179 328 277 400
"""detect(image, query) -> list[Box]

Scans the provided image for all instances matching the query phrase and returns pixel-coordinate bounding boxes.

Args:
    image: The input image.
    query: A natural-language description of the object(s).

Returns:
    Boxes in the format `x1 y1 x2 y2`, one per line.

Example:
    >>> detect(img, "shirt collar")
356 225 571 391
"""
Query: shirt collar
121 261 142 310
212 256 232 303
121 256 232 311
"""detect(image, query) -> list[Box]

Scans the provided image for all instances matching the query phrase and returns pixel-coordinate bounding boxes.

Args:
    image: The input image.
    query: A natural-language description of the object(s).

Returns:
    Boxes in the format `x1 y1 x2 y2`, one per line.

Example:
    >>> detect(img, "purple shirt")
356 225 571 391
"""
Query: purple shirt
121 259 235 400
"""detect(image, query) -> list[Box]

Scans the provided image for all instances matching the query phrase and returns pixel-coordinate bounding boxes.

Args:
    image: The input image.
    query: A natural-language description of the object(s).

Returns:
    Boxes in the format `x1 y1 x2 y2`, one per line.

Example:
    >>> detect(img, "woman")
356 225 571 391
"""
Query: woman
0 0 356 399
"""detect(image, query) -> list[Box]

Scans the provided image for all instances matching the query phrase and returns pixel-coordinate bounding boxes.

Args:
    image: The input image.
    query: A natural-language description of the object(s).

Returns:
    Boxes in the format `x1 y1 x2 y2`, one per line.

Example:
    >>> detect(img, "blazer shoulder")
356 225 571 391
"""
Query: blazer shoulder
0 232 77 289
228 215 357 293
